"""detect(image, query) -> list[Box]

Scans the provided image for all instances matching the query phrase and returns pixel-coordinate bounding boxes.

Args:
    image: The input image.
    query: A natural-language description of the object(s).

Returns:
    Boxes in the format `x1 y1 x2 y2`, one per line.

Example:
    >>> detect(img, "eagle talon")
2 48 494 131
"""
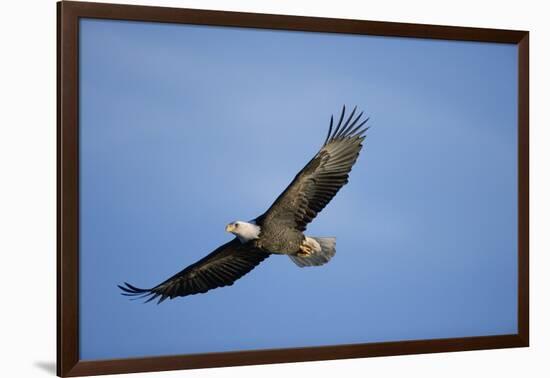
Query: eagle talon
298 244 313 256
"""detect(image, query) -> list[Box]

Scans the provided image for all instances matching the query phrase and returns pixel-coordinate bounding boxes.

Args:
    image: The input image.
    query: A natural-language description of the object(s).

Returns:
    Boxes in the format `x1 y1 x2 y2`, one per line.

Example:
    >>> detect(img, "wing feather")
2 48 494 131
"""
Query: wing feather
260 106 369 231
118 239 269 303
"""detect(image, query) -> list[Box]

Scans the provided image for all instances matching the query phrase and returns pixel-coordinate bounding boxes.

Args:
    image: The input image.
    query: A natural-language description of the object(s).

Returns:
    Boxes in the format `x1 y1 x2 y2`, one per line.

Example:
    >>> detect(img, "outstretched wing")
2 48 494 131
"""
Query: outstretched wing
260 106 369 232
119 239 270 303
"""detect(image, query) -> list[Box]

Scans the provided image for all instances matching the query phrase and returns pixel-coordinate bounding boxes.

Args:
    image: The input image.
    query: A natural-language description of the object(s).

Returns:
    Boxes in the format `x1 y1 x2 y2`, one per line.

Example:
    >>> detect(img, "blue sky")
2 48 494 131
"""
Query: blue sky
79 18 518 360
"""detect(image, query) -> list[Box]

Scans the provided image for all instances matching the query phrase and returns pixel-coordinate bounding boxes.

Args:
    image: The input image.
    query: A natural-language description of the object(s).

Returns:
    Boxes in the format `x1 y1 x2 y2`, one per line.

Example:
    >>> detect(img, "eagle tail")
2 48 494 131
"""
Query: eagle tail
289 237 336 267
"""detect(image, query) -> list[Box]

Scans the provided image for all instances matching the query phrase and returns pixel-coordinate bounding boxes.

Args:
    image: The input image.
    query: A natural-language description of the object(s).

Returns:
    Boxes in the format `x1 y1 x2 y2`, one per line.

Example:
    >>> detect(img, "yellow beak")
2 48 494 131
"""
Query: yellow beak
225 224 235 233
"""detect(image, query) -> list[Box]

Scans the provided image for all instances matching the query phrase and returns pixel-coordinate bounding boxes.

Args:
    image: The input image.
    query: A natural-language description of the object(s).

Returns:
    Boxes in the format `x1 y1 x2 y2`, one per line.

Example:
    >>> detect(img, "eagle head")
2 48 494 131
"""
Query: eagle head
225 221 261 243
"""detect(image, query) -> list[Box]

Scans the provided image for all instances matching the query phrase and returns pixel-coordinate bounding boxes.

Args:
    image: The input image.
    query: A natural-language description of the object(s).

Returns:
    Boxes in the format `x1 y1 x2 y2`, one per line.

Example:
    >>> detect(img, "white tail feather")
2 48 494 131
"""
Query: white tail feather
289 237 336 267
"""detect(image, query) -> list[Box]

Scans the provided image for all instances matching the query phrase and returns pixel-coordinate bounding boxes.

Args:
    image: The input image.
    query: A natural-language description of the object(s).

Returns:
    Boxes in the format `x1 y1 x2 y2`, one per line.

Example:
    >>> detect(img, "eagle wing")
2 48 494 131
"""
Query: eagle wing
260 106 369 232
119 238 270 303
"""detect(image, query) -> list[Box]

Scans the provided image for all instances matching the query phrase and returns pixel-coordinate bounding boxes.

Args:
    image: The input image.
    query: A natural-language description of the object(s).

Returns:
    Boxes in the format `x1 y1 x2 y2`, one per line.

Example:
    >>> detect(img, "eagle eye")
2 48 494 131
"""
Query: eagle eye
235 223 239 228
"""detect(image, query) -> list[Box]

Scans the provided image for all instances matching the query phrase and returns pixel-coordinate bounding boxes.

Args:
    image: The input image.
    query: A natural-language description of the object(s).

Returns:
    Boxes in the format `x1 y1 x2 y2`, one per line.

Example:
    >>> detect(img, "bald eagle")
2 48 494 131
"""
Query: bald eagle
119 106 369 303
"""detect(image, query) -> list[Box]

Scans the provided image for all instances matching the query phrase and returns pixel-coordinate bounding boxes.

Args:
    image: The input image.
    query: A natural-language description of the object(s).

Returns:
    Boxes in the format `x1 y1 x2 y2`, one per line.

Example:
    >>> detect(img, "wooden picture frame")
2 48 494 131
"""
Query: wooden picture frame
57 1 529 376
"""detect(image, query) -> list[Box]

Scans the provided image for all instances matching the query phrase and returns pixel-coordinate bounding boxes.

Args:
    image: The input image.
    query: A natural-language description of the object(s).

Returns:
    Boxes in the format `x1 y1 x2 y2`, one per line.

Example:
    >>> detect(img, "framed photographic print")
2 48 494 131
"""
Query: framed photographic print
57 1 529 376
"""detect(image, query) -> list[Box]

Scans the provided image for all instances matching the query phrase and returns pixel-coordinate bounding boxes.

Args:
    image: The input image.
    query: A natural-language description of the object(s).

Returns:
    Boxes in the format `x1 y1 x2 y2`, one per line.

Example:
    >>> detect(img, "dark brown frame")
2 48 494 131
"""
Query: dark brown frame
57 1 529 376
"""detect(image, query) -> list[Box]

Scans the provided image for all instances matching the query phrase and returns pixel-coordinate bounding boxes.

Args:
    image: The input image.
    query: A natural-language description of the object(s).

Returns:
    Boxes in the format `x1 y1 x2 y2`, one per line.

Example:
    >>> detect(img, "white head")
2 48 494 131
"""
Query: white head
225 221 261 243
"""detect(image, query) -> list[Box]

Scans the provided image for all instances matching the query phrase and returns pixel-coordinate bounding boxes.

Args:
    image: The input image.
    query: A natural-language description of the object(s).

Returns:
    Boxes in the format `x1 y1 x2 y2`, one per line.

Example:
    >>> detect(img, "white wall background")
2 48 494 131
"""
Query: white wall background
0 0 548 377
